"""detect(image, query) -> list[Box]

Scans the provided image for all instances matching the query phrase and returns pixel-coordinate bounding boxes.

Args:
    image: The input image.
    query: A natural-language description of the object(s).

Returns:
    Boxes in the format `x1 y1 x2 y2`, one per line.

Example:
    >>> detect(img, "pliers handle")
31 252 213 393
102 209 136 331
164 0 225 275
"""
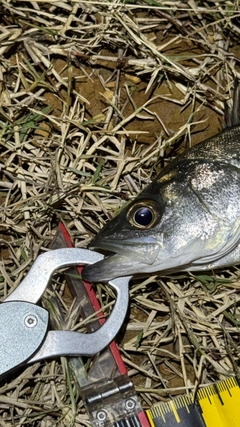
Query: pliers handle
0 249 131 378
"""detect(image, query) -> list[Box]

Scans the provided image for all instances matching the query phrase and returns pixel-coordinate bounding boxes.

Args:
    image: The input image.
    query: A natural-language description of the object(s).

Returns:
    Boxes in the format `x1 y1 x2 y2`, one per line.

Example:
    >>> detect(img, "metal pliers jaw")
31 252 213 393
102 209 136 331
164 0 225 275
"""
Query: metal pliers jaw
0 249 131 378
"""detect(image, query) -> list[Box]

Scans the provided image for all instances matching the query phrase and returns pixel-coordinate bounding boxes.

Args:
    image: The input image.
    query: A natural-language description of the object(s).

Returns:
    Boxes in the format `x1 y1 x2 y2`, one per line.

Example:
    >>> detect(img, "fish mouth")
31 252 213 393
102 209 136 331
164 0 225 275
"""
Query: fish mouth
82 236 160 282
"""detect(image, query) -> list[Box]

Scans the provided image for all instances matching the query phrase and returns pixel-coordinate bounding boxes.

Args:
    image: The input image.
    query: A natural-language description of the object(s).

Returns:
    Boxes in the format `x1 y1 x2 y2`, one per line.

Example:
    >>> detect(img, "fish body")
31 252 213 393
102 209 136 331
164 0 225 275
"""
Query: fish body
83 125 240 282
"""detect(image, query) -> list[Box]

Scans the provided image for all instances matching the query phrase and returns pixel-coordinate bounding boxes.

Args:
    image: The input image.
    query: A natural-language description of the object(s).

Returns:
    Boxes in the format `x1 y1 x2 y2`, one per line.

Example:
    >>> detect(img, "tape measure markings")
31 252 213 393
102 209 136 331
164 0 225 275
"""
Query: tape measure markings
146 409 157 427
199 377 240 427
146 376 240 427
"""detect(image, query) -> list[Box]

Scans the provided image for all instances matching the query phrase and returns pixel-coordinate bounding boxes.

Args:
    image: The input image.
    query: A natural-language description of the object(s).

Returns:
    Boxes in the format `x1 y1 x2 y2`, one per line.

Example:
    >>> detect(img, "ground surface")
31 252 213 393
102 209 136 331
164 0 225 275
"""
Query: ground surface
1 1 240 426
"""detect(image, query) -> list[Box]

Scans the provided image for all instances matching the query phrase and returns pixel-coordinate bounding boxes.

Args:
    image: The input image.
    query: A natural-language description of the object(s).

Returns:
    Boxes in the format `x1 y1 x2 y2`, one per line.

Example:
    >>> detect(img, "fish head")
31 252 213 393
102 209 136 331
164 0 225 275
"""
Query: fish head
82 169 220 282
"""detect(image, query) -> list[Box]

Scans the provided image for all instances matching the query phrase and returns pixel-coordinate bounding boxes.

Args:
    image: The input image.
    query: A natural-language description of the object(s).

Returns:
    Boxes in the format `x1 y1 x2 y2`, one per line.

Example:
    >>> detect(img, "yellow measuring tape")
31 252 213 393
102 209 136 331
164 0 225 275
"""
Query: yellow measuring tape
146 377 240 427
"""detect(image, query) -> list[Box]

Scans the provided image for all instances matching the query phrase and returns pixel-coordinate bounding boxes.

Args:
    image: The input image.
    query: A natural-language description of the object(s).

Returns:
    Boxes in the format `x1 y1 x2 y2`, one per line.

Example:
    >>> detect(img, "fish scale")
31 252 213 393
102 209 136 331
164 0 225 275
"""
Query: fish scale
82 125 240 282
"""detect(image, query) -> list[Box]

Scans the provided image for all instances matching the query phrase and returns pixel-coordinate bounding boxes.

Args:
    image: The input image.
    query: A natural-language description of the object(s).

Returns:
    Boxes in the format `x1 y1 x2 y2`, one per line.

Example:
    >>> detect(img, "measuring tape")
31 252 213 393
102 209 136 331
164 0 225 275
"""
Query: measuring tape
146 377 240 427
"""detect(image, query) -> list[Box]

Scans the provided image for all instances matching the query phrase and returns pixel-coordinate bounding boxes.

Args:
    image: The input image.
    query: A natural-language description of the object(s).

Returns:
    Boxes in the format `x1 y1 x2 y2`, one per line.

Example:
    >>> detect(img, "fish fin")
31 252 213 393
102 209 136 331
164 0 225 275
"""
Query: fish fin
225 78 240 127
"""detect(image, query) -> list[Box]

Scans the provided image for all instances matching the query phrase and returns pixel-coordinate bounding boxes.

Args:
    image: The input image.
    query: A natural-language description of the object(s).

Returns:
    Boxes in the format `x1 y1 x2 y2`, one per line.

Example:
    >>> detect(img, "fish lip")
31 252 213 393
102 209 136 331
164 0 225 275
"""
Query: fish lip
82 236 162 282
88 235 161 259
88 240 133 256
82 254 139 282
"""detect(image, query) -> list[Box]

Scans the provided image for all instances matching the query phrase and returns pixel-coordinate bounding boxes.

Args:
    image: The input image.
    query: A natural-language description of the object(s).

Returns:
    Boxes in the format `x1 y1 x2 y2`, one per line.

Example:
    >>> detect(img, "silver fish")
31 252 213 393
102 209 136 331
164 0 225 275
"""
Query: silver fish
83 92 240 282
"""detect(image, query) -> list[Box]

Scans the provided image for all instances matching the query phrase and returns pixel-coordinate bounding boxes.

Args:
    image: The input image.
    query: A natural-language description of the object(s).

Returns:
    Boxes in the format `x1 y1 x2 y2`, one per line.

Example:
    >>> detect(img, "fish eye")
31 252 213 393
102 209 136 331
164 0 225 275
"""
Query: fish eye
127 201 160 229
134 207 153 226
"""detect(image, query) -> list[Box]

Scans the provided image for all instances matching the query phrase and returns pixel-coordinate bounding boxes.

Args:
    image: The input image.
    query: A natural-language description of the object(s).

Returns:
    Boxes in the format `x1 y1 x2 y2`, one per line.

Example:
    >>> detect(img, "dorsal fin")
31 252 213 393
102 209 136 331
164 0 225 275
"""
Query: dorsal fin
225 78 240 127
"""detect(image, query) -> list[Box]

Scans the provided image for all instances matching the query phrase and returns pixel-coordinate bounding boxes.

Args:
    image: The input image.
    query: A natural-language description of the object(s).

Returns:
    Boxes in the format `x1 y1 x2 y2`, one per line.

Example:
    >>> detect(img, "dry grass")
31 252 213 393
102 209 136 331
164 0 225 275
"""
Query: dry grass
1 1 240 425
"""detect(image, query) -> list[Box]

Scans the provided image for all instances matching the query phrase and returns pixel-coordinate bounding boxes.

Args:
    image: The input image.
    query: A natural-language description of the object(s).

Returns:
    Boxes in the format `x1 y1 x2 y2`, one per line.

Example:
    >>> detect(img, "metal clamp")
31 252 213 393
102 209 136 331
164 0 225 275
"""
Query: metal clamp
0 249 131 377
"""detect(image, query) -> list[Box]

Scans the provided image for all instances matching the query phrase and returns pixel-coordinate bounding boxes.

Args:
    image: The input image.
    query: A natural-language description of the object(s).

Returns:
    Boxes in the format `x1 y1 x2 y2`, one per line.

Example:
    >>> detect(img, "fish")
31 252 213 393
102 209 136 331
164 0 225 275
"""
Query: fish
82 85 240 283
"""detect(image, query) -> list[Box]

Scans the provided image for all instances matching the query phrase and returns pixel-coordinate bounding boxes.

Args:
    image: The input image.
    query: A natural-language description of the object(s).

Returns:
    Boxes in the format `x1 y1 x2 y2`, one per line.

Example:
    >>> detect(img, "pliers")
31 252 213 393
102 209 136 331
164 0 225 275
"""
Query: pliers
0 248 131 378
